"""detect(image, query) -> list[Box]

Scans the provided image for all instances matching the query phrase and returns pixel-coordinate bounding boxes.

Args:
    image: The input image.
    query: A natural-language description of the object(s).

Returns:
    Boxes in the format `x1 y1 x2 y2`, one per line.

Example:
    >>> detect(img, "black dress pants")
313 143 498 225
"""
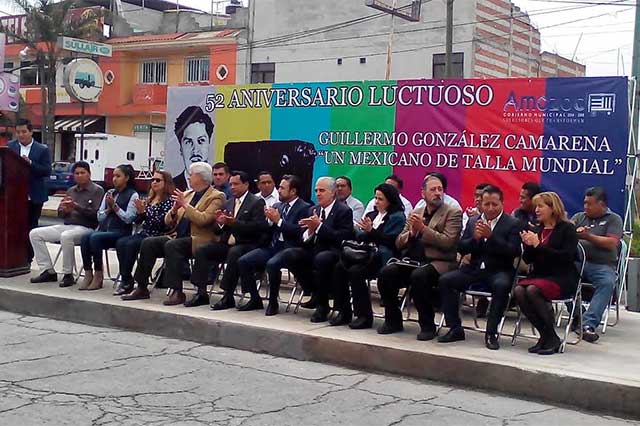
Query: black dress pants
332 257 380 318
192 242 258 294
377 262 440 330
279 247 338 307
133 236 193 291
439 268 513 334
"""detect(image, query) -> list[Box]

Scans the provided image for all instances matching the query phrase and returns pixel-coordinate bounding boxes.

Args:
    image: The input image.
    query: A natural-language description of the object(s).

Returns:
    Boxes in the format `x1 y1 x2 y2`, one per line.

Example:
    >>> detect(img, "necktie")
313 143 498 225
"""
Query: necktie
320 208 326 221
228 198 242 245
282 202 290 219
274 203 290 245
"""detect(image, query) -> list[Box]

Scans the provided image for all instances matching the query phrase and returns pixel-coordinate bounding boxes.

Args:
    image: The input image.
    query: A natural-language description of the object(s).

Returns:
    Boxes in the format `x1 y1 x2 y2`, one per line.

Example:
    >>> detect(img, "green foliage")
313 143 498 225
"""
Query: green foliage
631 220 640 257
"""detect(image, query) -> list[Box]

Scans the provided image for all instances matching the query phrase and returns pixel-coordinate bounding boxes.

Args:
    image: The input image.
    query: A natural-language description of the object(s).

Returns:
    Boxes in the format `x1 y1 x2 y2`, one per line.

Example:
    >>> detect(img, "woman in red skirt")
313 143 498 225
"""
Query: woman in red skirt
516 191 579 355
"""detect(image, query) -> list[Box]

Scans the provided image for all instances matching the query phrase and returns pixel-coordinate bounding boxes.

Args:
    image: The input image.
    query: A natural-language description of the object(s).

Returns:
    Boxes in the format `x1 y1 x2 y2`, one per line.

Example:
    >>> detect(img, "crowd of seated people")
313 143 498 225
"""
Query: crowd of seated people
28 160 625 355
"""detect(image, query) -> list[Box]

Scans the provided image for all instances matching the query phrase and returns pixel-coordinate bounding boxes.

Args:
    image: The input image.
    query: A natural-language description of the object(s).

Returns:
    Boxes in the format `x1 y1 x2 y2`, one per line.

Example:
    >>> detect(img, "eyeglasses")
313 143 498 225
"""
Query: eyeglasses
151 178 163 183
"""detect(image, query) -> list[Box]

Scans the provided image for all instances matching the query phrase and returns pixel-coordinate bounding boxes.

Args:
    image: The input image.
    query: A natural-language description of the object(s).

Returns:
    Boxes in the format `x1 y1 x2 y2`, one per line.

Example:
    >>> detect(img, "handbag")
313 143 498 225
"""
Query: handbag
341 240 379 267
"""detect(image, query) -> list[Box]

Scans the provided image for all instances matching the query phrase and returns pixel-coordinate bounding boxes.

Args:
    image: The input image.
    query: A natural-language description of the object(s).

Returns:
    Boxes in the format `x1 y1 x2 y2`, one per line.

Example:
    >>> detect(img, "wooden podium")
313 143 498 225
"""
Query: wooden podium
0 147 30 276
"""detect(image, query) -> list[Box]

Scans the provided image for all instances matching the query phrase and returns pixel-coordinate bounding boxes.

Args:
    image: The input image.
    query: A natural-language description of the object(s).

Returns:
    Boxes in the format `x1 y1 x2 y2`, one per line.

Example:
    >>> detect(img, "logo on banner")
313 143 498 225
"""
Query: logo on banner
588 93 616 115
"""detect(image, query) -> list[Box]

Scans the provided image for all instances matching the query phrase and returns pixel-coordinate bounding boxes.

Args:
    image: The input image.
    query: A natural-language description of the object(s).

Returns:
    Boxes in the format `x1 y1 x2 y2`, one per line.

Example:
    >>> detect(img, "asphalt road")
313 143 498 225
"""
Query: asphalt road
0 311 636 426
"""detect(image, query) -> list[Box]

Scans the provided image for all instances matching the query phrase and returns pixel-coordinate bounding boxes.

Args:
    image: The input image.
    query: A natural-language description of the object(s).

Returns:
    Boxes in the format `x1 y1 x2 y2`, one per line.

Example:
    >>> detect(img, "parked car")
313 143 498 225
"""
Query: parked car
45 161 74 194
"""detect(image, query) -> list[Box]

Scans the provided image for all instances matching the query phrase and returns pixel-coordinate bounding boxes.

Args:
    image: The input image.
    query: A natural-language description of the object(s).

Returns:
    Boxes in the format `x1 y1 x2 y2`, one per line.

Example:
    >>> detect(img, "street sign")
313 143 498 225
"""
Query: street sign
58 36 112 58
63 58 104 103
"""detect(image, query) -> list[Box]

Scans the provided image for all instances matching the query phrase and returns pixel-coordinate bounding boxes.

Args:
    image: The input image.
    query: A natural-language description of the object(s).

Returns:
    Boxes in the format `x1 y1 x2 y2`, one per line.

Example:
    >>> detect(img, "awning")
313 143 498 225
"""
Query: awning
54 116 104 132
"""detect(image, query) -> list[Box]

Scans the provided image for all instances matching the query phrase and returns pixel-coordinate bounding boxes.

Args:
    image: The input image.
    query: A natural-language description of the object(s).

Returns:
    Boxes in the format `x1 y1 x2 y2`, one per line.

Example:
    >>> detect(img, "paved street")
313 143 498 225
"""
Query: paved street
0 311 637 426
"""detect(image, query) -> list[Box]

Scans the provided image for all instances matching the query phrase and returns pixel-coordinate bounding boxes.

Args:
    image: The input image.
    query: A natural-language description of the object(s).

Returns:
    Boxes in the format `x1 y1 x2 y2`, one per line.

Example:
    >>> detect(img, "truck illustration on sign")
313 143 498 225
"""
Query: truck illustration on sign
74 71 96 89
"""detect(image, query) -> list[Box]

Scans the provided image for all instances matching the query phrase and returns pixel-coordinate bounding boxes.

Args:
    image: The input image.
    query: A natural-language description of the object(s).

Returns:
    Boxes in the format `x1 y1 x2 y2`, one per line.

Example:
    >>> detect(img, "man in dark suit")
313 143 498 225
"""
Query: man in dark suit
278 177 354 322
8 118 52 264
438 185 522 350
237 175 311 315
189 170 269 310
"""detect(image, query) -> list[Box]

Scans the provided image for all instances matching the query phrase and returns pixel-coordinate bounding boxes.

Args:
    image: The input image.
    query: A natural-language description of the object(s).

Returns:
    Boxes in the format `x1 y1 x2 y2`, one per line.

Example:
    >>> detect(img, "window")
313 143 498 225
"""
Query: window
4 62 13 72
337 58 343 65
359 57 367 64
126 152 135 161
140 60 167 84
95 150 99 160
19 60 48 86
432 53 464 78
251 63 275 84
186 57 210 83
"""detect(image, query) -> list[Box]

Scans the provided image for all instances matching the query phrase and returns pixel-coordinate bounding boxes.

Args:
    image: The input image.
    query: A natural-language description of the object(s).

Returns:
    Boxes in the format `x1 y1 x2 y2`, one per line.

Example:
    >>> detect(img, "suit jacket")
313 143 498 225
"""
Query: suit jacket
8 140 51 204
271 198 312 249
459 213 522 273
305 201 354 253
215 192 270 246
523 220 580 298
356 210 405 265
165 186 225 254
396 203 462 275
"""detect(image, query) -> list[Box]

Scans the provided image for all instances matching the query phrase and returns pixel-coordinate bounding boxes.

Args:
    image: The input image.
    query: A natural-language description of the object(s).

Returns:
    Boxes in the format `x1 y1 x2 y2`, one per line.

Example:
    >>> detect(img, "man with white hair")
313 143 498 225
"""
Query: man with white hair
277 177 354 322
123 162 225 303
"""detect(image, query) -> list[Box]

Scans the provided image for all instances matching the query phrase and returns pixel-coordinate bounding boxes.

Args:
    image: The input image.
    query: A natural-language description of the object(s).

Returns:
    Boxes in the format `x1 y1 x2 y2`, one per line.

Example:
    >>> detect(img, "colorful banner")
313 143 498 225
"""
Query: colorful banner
166 77 629 215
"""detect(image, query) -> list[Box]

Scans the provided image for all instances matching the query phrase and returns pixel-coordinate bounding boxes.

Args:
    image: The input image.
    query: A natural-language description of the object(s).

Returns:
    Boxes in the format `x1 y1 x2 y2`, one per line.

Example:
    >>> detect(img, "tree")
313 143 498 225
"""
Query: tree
0 0 102 149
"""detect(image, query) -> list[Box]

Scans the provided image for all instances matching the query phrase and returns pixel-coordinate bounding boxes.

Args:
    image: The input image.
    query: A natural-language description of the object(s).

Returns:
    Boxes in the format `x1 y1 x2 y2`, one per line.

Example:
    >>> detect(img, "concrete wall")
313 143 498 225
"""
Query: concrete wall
249 0 477 83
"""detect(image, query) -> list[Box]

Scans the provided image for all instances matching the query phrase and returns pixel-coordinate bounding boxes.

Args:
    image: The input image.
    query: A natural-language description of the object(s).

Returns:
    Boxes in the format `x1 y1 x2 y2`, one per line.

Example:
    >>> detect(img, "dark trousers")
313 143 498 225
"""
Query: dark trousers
116 233 147 282
439 268 513 334
80 230 126 271
238 243 289 299
333 258 380 318
279 247 339 307
133 236 192 290
192 242 258 294
377 262 440 330
27 201 43 262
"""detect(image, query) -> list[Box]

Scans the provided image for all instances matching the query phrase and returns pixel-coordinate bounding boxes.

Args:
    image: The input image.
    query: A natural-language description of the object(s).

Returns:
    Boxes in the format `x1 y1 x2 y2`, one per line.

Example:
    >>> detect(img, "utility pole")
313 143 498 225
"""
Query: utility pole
632 0 640 151
445 0 454 78
385 0 398 80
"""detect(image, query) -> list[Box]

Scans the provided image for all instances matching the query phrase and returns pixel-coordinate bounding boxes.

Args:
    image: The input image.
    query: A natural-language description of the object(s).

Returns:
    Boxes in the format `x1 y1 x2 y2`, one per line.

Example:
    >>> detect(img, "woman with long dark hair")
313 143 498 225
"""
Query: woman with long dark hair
79 164 138 291
113 171 175 296
515 191 579 355
331 183 406 329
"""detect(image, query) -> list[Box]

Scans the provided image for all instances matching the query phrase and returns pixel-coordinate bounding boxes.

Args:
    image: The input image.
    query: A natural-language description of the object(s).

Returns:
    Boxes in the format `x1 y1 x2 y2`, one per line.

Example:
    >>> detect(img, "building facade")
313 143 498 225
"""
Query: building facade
246 0 585 83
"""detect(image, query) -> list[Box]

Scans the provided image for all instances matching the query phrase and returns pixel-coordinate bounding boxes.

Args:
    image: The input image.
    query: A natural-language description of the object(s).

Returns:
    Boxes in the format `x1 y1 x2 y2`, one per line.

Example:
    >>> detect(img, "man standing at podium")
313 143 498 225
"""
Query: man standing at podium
8 119 51 265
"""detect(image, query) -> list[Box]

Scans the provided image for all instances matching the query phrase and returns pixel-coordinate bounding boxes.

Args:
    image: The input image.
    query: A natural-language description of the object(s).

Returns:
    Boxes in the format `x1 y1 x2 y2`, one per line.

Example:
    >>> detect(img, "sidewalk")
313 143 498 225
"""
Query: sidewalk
1 245 639 419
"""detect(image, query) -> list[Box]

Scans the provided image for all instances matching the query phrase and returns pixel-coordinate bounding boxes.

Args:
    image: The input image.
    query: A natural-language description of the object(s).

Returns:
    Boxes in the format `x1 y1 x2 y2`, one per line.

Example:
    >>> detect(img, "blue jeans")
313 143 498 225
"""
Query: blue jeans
580 261 616 330
81 231 126 271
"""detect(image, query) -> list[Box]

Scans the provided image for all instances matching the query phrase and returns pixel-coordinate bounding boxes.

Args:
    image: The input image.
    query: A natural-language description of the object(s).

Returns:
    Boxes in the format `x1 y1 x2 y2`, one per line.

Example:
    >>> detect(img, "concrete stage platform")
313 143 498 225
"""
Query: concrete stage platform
1 267 639 420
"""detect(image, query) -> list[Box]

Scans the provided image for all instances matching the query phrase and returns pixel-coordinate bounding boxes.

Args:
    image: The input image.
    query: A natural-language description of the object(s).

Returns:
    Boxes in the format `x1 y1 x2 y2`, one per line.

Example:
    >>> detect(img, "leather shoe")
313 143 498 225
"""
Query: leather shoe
485 332 500 350
211 293 236 311
437 326 465 343
184 292 210 308
349 316 373 330
122 286 150 301
163 290 186 306
329 311 352 326
538 334 561 355
113 280 134 296
300 294 318 309
377 321 403 335
310 305 329 323
59 274 75 288
417 328 437 341
265 300 279 316
237 297 264 312
30 270 58 283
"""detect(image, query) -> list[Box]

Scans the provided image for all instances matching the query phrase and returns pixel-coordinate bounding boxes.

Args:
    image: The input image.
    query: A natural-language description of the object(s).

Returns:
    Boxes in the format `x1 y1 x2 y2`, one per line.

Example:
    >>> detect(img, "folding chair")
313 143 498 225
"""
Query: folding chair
511 242 586 353
602 239 628 332
51 243 81 282
460 250 523 337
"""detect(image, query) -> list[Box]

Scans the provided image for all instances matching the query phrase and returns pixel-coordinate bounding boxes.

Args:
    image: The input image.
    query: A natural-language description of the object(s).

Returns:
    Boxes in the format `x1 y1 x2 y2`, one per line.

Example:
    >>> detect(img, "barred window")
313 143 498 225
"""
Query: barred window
186 57 210 83
141 60 167 84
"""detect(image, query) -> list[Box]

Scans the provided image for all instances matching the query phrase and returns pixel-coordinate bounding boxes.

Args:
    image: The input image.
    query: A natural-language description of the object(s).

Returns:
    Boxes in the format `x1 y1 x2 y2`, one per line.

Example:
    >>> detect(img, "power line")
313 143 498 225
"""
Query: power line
520 0 636 5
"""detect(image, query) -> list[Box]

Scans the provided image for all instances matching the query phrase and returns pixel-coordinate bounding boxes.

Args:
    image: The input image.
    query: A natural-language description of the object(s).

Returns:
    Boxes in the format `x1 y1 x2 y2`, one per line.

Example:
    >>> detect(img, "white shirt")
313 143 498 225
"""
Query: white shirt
345 195 365 222
19 140 33 158
479 211 502 269
372 211 387 229
364 195 413 218
415 193 461 212
255 188 279 208
303 199 336 241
